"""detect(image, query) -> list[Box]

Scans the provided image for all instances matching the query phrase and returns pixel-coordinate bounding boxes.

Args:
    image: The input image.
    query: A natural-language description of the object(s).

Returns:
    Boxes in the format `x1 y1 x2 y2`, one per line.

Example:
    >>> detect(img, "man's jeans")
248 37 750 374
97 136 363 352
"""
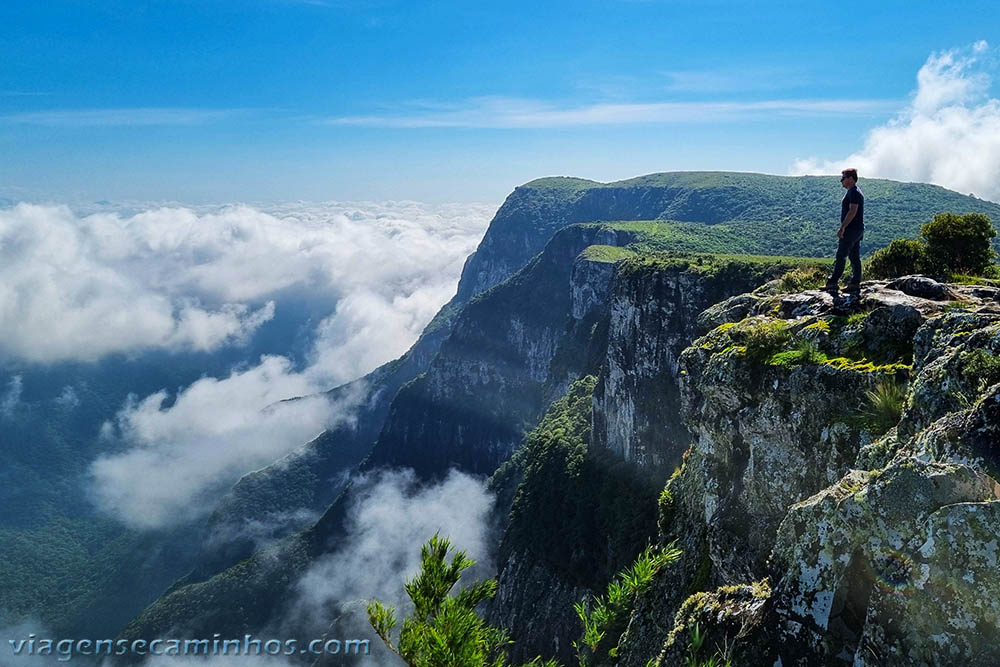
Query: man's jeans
830 224 864 284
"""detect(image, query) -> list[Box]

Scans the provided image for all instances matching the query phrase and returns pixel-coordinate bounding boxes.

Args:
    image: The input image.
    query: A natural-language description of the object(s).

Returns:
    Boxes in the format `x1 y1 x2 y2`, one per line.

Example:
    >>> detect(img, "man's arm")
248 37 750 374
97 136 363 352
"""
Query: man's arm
840 203 859 232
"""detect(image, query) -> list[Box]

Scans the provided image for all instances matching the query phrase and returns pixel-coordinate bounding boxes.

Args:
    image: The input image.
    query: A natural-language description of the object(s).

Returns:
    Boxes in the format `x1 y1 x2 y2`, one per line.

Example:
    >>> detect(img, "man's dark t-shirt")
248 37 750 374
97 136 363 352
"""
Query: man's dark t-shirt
842 184 864 232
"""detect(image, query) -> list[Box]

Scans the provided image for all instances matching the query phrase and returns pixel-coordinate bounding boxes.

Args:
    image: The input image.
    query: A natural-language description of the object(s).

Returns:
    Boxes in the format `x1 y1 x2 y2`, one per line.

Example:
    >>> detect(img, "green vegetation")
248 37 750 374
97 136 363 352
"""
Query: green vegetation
844 313 867 328
860 377 909 437
518 172 1000 260
778 265 829 292
574 544 682 666
684 623 733 667
499 376 661 589
581 244 637 263
962 349 1000 395
607 244 831 278
948 272 1000 286
760 334 912 374
660 581 772 667
921 212 998 275
367 534 558 667
822 357 912 373
736 320 792 363
866 239 929 279
657 486 674 538
767 339 827 367
864 212 999 279
594 221 831 265
802 319 831 334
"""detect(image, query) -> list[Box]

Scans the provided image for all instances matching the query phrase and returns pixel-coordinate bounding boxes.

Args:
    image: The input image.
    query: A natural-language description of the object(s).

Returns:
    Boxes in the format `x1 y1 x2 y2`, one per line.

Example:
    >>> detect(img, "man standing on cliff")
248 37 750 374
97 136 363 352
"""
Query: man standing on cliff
824 168 864 292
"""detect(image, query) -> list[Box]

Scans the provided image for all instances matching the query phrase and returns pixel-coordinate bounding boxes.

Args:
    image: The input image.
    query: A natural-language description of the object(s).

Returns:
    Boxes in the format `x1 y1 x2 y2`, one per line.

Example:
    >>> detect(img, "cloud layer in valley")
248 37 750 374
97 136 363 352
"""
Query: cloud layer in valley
0 200 492 372
280 469 496 650
792 41 1000 202
0 199 493 528
87 357 366 529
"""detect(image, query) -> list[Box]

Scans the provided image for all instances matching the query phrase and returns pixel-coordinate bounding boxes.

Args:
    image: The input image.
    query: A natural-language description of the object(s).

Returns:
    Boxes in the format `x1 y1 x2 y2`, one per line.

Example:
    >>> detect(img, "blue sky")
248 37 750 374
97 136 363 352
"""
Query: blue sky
1 1 998 203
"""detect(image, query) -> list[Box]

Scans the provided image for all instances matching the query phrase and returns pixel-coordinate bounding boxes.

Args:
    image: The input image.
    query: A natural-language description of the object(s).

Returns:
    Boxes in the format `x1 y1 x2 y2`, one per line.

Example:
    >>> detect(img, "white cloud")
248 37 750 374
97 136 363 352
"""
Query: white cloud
791 41 1000 202
53 385 80 410
0 204 275 363
1 375 23 417
0 201 490 371
44 199 493 528
281 469 495 643
326 95 898 129
88 356 366 529
0 108 238 127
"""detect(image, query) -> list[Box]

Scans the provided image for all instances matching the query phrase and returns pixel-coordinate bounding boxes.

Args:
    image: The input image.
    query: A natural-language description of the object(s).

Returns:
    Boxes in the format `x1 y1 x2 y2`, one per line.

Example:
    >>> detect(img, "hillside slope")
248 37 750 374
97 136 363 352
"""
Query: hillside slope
117 173 1000 661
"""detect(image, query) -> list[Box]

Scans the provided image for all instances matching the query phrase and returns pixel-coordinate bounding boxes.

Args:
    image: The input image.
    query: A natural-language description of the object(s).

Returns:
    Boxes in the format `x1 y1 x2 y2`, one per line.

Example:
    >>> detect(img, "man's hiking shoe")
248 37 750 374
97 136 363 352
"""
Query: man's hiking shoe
844 282 861 292
823 280 839 292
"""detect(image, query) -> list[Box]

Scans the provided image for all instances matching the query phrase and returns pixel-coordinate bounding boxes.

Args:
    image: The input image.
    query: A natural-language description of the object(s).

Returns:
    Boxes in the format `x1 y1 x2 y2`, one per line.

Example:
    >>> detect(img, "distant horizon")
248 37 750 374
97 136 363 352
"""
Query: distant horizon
3 168 994 210
0 167 1000 209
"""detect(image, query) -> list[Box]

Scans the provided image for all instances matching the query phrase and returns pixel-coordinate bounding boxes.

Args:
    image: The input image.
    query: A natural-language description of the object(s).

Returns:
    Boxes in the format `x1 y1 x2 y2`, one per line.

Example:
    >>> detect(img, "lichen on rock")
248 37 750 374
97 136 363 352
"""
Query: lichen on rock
767 458 1000 666
613 277 1000 667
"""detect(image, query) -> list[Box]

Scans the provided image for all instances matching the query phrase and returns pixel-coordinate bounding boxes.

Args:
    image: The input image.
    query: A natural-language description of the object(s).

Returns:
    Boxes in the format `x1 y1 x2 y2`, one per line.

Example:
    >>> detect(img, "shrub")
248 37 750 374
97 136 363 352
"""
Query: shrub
865 238 929 279
778 265 828 292
685 623 733 667
920 212 998 276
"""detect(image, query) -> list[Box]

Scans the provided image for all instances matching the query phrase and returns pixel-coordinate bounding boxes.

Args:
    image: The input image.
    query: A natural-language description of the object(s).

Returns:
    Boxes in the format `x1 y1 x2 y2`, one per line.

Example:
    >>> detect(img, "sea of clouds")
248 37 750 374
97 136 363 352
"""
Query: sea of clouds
793 40 1000 202
0 199 493 528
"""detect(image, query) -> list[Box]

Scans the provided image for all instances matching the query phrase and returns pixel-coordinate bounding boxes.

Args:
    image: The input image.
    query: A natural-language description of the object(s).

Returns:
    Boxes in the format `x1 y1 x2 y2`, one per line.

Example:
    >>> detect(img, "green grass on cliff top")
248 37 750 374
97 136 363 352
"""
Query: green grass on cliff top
515 172 1000 259
581 243 831 271
578 218 834 271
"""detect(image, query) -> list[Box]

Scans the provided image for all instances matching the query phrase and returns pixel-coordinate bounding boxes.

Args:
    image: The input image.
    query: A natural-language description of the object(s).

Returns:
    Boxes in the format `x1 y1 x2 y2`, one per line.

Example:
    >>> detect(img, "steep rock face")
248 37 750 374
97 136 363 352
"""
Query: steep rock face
895 308 1000 444
592 260 816 474
675 328 893 581
592 268 705 472
615 276 1000 667
366 225 626 476
491 257 825 664
490 531 592 663
485 374 664 665
768 459 1000 666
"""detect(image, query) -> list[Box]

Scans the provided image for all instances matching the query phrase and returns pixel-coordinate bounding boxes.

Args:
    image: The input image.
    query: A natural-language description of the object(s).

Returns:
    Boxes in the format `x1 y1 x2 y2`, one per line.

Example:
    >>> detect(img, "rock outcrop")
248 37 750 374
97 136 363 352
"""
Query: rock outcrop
592 258 806 474
614 276 1000 667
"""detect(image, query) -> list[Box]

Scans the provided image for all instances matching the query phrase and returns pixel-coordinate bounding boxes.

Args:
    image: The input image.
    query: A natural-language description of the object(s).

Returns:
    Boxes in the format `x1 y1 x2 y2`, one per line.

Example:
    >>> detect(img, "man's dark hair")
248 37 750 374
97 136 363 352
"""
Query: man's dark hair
841 168 858 181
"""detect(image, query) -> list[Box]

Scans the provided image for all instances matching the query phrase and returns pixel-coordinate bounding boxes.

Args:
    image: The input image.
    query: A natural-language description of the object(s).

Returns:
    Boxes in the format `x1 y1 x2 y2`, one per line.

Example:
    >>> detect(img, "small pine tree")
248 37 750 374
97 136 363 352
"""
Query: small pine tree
367 534 559 667
920 212 998 276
